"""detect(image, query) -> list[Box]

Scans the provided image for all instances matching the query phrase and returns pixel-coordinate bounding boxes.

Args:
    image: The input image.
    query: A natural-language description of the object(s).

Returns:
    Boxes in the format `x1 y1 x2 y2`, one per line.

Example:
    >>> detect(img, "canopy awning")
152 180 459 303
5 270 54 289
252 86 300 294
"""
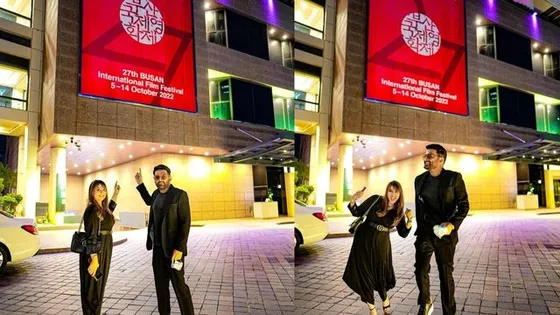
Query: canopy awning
483 136 560 165
214 131 294 166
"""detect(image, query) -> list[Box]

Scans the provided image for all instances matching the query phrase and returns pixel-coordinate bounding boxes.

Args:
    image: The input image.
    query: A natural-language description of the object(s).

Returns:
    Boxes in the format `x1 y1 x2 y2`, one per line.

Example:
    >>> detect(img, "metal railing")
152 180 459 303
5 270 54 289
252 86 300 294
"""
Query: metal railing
294 22 323 39
294 99 319 112
0 95 28 111
0 6 31 27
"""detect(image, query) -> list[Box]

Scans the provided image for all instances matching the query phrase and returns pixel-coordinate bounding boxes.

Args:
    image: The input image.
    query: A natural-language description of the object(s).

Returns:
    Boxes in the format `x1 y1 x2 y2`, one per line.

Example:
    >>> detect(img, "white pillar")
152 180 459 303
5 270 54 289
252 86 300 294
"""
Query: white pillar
336 144 353 212
48 147 67 224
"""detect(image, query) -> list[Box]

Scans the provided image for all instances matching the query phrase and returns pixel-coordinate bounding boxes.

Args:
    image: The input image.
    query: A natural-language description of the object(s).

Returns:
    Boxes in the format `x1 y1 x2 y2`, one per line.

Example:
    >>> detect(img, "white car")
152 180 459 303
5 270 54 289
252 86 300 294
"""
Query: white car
0 210 40 272
294 200 329 250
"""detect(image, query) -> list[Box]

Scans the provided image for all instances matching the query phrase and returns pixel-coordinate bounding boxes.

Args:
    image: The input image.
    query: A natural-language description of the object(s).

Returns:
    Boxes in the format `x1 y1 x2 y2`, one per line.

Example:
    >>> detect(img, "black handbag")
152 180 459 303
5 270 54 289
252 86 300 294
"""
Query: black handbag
71 215 102 255
348 195 381 234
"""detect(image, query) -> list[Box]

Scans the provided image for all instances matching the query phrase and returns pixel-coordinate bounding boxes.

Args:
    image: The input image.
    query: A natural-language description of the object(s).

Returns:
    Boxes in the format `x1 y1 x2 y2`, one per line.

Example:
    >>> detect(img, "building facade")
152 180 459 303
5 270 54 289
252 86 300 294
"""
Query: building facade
298 0 560 211
1 0 296 224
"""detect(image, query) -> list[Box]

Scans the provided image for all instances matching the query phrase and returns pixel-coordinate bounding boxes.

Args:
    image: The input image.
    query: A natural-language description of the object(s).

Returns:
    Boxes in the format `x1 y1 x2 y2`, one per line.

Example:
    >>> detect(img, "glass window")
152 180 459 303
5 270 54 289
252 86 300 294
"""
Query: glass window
273 97 294 131
294 71 320 112
479 86 499 123
544 53 560 80
0 63 28 111
476 26 495 58
295 0 324 39
209 78 232 120
535 104 560 135
0 0 32 27
281 41 294 68
205 10 227 47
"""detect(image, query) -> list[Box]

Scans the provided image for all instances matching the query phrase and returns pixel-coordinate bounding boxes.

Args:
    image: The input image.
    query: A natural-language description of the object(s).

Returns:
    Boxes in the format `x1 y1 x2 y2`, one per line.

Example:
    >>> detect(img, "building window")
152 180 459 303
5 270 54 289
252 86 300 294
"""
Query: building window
294 71 320 112
0 0 32 27
269 39 294 68
273 97 295 131
536 104 560 135
544 53 560 80
295 0 325 39
479 86 499 123
209 77 232 120
476 25 495 58
0 63 28 111
205 10 227 47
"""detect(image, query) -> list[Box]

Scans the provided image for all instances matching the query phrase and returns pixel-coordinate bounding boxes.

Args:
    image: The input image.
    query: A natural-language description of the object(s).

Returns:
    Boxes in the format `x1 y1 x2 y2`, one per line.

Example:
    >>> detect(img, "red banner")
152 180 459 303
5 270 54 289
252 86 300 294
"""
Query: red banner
80 0 196 112
365 0 467 115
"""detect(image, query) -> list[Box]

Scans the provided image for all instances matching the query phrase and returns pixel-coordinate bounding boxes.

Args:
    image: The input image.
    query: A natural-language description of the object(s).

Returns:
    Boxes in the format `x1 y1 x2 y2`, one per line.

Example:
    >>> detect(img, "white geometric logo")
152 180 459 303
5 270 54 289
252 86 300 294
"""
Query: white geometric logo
120 0 165 45
401 12 441 56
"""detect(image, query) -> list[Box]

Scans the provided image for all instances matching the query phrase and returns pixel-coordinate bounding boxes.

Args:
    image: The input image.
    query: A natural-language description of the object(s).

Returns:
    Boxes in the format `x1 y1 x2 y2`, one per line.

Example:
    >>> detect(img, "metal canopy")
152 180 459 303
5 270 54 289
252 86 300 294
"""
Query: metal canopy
483 137 560 165
214 131 295 167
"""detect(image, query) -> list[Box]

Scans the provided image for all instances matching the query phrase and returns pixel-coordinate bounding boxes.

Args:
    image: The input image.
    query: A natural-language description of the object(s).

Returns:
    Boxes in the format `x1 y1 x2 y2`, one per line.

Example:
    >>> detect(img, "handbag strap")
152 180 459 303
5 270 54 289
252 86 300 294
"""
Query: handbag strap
78 209 102 236
360 195 381 220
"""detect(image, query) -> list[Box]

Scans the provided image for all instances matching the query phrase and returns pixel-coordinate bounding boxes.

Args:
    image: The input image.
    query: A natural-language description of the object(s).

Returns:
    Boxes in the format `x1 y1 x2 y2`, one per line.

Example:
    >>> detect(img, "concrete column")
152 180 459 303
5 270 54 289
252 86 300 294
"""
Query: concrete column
48 147 67 224
314 126 330 207
544 169 555 209
284 167 295 217
336 144 353 212
15 125 40 218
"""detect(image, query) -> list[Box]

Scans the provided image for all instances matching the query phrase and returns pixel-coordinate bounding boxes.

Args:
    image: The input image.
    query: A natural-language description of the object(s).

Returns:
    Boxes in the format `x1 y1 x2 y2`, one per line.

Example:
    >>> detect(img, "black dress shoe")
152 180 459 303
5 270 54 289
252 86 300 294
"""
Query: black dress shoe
417 300 433 315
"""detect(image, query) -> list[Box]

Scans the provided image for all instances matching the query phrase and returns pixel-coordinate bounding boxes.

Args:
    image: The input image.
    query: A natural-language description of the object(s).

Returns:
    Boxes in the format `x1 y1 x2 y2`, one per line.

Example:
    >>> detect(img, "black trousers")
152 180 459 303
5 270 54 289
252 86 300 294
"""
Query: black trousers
152 246 195 315
414 232 457 315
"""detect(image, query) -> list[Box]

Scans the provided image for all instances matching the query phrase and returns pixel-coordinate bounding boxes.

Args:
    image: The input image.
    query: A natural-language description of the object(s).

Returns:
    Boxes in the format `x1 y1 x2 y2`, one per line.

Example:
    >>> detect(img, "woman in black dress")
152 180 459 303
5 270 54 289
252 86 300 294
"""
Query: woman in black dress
80 179 120 315
343 181 413 315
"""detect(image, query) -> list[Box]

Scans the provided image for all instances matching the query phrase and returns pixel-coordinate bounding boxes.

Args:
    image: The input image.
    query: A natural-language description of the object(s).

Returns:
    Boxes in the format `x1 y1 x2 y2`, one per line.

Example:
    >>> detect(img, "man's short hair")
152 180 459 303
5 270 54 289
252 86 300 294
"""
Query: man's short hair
153 164 171 176
426 144 447 161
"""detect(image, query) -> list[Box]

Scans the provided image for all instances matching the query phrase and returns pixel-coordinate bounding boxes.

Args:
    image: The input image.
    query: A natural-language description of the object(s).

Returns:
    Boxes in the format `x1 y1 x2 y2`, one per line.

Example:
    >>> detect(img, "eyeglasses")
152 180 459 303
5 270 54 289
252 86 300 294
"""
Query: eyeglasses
422 154 441 160
154 175 169 181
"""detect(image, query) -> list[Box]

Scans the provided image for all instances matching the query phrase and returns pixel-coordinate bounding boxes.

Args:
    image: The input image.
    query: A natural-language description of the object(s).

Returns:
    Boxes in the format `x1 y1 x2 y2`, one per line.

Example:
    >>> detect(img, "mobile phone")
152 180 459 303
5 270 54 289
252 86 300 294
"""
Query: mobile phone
361 186 367 192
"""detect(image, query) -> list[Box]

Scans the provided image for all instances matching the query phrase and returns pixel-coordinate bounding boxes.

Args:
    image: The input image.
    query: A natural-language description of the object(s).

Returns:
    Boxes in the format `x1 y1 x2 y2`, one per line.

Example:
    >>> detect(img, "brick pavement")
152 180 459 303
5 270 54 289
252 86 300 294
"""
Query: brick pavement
295 215 560 315
0 225 294 315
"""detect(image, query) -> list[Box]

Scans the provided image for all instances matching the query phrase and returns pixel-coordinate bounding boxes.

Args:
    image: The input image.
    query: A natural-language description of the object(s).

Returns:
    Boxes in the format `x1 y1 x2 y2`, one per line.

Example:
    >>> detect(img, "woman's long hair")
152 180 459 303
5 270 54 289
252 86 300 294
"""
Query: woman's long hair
88 180 111 219
376 180 405 228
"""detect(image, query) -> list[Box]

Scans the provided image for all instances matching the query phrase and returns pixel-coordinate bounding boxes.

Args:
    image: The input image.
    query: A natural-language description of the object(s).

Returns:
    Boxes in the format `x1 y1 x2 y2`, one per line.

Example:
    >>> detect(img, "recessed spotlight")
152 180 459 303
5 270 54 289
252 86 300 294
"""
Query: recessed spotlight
460 146 465 150
533 43 539 48
475 18 482 25
66 168 68 171
392 157 396 161
77 172 81 175
331 162 334 165
119 144 124 149
359 159 363 163
129 154 133 159
90 139 96 143
189 147 193 151
554 151 557 154
41 167 45 171
545 48 550 53
370 164 373 167
205 152 209 156
151 147 156 151
97 165 101 169
399 143 404 148
380 161 384 164
408 152 412 156
282 34 288 40
269 28 276 35
127 141 132 146
204 2 210 9
474 151 479 154
355 148 358 152
544 149 548 153
406 140 411 144
74 164 78 168
179 150 184 154
382 150 387 154
100 152 105 157
362 166 366 170
86 159 90 163
160 144 164 148
452 148 457 152
112 161 115 164
86 169 91 172
369 156 373 159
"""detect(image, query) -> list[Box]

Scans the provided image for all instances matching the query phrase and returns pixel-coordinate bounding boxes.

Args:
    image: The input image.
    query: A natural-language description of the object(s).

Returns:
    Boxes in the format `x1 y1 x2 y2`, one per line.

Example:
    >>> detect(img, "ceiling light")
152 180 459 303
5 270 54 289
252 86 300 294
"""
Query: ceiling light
119 144 124 149
380 161 384 164
331 162 334 165
554 151 557 154
452 148 456 152
408 152 412 156
269 28 276 35
204 2 210 9
533 43 539 48
69 151 73 155
129 154 133 159
205 152 209 156
189 147 193 151
97 165 101 169
100 152 105 157
460 146 465 150
112 161 115 164
359 159 363 163
544 48 550 53
282 34 288 40
151 147 156 151
392 157 396 161
86 169 91 172
74 164 78 168
355 148 358 152
179 150 184 154
362 166 366 170
544 149 548 153
352 163 355 166
475 18 482 25
41 167 45 171
382 150 387 154
86 159 90 163
90 139 96 143
399 143 404 148
127 141 132 146
77 172 81 175
369 156 373 159
370 164 373 167
406 140 411 144
474 151 479 154
160 145 164 148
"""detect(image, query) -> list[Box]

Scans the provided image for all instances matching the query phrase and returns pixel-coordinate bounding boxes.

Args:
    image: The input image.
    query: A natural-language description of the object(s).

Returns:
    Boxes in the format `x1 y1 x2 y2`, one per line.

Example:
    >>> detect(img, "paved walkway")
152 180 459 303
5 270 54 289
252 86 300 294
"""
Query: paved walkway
296 213 560 315
1 224 294 315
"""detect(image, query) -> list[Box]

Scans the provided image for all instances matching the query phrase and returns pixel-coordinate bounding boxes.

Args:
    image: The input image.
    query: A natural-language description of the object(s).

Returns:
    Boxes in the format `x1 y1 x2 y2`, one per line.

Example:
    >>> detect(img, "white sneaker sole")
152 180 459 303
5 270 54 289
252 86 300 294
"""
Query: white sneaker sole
427 304 434 315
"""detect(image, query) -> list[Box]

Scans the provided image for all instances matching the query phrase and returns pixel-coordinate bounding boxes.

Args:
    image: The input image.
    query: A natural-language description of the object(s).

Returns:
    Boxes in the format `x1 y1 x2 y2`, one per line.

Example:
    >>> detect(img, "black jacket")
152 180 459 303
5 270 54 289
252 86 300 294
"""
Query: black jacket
136 183 191 258
414 169 469 236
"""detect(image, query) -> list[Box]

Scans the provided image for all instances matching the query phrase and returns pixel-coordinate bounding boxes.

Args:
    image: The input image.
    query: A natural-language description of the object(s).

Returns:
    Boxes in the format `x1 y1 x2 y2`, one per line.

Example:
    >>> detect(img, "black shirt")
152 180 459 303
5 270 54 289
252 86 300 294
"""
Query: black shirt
420 174 446 227
152 191 167 247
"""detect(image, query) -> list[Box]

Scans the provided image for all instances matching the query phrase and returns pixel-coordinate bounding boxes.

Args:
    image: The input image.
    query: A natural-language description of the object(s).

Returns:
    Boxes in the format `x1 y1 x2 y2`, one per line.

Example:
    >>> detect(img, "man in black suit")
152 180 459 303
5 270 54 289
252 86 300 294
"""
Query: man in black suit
414 144 469 315
135 164 194 315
